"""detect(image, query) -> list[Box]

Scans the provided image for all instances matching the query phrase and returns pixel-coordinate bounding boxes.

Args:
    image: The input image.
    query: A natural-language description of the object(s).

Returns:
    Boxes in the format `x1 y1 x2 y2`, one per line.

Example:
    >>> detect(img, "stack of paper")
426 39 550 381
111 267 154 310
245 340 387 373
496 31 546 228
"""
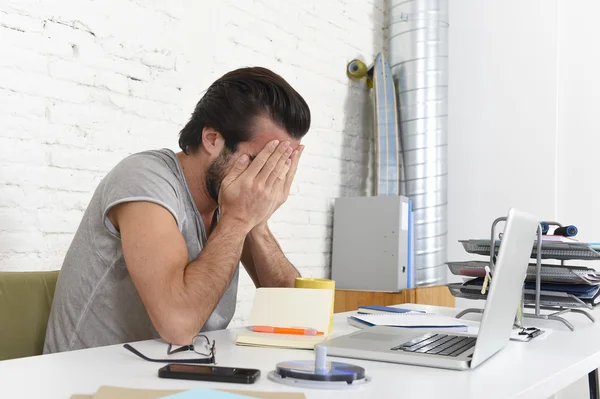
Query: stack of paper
357 305 424 314
451 277 600 308
448 260 600 285
347 313 469 332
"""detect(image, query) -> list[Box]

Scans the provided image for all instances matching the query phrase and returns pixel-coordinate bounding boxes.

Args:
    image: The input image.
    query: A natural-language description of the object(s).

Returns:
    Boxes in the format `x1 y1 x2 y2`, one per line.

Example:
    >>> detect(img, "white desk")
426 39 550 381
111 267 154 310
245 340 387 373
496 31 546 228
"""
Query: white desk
1 304 600 399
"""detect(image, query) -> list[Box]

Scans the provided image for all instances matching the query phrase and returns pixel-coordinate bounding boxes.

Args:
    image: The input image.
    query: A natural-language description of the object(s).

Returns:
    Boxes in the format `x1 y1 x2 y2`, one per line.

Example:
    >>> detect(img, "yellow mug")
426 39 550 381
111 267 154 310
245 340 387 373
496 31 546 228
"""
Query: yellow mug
294 277 335 333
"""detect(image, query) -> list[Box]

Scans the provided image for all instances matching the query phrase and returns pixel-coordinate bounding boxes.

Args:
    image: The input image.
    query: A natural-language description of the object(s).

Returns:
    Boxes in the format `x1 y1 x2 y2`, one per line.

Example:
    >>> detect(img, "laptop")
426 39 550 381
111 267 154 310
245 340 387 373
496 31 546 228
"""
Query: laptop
321 208 539 370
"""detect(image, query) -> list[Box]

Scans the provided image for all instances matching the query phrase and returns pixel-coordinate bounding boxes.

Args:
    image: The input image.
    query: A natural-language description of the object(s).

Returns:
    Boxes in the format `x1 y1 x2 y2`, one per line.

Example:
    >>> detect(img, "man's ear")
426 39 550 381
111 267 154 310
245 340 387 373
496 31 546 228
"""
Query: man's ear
201 127 225 157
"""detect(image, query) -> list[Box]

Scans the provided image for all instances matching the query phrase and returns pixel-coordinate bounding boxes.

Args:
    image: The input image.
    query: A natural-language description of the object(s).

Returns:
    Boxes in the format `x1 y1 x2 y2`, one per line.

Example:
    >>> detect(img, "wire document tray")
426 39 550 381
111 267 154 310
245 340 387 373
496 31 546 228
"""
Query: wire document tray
449 219 597 331
460 240 600 261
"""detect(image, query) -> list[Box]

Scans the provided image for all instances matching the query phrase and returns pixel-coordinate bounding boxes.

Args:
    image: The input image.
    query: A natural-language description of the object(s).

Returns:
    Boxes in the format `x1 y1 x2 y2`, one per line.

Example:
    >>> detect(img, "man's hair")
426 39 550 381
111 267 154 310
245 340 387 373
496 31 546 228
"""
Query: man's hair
178 67 311 154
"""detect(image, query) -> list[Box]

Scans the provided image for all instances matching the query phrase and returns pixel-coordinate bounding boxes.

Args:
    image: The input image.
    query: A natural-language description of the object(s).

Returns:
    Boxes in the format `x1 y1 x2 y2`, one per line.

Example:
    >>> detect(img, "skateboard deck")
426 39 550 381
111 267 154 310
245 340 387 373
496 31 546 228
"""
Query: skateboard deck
371 53 401 196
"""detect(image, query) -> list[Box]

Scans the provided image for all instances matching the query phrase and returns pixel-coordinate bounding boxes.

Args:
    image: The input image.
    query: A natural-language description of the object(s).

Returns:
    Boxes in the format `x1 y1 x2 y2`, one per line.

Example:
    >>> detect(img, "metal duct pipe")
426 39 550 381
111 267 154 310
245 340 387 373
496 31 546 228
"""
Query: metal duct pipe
388 0 449 286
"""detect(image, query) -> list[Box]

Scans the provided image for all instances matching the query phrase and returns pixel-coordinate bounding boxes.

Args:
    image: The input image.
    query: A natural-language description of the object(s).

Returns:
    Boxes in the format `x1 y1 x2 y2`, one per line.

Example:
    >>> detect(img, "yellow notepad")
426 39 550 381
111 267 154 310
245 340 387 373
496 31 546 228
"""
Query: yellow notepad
235 287 333 349
235 331 327 349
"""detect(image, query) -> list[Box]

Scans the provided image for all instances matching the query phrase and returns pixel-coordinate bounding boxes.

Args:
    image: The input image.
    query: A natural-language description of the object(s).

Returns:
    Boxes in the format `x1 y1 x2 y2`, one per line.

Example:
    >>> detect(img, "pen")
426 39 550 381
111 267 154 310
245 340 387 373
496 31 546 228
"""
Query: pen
252 326 324 336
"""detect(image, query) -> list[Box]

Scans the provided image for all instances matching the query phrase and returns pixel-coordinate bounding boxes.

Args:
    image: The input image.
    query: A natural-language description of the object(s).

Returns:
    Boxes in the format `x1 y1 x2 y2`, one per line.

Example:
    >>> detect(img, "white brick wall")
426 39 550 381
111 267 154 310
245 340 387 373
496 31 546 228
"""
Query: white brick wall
0 0 385 327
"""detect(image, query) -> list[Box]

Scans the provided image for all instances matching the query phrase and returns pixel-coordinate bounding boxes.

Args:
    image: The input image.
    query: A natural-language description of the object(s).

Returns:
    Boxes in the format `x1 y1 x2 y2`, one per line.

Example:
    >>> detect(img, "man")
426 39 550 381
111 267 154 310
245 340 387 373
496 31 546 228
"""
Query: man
43 67 311 353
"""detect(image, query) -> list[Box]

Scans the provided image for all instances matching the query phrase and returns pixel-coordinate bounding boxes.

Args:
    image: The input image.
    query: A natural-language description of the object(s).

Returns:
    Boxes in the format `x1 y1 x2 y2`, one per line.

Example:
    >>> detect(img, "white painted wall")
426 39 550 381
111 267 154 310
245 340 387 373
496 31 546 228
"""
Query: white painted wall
0 0 385 326
556 0 600 241
448 1 599 397
447 0 559 265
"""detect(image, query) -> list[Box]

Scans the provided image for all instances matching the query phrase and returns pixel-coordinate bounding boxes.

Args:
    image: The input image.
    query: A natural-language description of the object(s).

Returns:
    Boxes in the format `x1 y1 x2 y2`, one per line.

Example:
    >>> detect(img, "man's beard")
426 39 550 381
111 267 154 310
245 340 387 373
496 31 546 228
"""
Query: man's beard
205 148 231 204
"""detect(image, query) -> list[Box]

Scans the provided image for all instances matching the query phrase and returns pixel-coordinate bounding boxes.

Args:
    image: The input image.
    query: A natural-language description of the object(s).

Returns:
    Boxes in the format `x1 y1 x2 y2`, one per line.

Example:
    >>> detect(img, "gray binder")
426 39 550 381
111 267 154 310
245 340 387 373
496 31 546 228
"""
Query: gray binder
331 196 409 292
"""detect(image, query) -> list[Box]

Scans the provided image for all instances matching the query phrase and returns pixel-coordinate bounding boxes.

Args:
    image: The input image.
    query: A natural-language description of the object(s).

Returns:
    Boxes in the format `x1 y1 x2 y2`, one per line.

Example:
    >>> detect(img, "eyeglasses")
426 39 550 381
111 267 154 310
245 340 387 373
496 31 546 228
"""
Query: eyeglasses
123 334 216 364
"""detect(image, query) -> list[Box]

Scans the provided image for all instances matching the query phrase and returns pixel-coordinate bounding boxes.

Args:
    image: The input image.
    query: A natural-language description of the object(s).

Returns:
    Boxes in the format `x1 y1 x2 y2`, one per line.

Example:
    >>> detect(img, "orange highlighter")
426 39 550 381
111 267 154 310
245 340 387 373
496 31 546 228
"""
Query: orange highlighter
253 326 324 336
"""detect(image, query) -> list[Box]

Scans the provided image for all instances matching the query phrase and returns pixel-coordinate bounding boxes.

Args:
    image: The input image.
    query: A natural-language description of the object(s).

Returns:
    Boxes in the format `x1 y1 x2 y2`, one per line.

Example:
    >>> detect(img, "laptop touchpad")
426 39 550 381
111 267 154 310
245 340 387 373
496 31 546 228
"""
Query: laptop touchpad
350 332 400 341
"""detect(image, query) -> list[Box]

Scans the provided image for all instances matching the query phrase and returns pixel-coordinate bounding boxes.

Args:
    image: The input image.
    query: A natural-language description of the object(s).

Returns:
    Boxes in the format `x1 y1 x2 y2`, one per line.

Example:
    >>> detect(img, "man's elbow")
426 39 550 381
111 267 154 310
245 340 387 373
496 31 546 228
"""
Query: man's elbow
152 312 201 346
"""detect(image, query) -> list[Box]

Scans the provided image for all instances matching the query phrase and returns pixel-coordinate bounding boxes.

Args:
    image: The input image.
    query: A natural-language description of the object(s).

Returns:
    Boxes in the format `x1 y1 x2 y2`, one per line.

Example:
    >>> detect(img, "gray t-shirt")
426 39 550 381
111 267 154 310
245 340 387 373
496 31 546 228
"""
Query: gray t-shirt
43 149 239 354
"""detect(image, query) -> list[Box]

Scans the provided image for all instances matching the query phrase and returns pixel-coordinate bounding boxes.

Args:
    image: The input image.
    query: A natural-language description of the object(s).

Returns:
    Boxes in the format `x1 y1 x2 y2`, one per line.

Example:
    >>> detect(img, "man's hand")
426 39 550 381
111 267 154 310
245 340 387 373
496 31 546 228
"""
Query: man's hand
218 140 295 231
261 143 304 225
237 142 304 288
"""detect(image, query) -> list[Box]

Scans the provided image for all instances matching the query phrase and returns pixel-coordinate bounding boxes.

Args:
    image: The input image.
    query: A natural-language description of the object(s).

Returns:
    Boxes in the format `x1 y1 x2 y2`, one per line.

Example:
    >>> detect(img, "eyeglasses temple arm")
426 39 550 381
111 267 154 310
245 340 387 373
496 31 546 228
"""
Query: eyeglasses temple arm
167 344 193 355
123 344 215 364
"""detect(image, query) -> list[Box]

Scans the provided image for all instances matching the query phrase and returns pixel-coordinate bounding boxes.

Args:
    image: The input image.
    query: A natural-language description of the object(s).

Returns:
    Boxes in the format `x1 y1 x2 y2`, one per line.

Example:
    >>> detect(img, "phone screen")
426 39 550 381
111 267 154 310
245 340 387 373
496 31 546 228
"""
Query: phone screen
167 364 257 376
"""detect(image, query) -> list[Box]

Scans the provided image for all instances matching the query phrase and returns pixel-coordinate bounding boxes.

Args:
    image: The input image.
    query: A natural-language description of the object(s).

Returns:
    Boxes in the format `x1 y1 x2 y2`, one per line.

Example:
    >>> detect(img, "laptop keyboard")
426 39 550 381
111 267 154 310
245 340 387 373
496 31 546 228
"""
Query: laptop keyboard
391 333 476 357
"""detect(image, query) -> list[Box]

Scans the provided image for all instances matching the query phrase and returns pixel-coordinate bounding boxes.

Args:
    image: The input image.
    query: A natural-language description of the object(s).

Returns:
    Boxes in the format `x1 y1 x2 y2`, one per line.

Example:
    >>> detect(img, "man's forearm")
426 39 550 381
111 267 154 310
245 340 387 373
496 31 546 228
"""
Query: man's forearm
244 224 300 287
170 216 249 342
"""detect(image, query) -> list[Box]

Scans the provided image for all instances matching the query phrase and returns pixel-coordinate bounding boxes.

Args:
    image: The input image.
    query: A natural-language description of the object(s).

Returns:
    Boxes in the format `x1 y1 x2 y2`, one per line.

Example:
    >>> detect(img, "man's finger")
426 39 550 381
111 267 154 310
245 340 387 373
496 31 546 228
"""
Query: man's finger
283 145 304 195
244 140 280 177
257 141 292 183
218 154 250 205
266 154 292 188
221 154 250 188
261 142 292 184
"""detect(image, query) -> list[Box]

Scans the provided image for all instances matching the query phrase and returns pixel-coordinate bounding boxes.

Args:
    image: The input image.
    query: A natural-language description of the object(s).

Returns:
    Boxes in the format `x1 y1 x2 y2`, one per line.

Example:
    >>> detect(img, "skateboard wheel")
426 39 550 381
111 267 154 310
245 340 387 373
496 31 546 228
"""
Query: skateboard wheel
347 59 367 79
366 78 373 88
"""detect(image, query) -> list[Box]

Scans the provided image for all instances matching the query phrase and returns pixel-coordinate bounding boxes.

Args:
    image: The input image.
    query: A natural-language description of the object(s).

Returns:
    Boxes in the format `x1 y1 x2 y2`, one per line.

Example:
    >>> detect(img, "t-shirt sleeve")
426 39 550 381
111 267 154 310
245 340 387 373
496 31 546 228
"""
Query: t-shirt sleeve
100 153 182 238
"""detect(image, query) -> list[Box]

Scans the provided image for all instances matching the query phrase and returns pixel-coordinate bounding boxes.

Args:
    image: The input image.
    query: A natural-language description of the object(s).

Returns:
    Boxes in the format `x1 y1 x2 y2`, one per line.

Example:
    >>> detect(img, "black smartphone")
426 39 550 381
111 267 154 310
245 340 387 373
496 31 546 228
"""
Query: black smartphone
158 364 260 384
